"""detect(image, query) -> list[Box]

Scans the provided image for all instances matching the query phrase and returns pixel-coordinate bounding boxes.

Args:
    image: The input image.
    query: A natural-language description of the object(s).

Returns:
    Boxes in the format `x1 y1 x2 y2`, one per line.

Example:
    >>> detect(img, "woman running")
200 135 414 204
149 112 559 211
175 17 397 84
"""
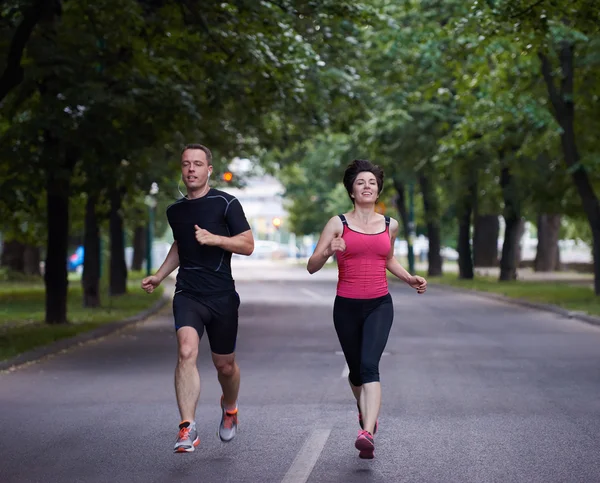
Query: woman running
307 159 427 459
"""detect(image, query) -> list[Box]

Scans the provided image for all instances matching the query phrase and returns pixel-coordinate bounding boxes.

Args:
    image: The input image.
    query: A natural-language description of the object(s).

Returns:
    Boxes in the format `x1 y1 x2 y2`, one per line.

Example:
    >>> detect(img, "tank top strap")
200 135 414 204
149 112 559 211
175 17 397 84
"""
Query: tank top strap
384 216 390 228
338 214 348 225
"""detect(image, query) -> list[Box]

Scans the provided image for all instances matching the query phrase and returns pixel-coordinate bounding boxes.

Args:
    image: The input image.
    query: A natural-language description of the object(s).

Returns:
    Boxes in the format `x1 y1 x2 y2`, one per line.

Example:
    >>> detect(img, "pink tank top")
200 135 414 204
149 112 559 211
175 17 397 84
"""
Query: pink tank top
336 214 391 299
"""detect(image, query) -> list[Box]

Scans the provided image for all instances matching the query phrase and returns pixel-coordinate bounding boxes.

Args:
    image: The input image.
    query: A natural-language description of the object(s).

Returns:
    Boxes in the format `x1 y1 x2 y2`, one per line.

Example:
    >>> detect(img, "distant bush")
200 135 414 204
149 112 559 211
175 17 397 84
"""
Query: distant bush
0 268 43 283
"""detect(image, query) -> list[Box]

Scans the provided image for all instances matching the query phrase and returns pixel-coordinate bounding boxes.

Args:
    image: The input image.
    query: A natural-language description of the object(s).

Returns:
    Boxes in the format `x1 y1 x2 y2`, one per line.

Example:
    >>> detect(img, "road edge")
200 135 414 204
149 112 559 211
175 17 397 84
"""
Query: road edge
428 282 600 328
0 291 171 372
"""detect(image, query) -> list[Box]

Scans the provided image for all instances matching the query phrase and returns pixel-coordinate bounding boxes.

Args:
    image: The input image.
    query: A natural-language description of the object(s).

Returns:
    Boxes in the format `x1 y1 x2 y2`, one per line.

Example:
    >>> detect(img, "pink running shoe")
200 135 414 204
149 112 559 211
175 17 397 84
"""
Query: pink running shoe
355 430 375 459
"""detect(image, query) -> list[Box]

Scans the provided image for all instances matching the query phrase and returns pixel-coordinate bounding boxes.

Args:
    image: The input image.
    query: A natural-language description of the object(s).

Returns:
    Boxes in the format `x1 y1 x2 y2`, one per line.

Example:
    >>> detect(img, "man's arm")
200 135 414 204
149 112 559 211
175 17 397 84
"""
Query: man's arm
154 241 180 282
215 229 254 256
194 226 254 256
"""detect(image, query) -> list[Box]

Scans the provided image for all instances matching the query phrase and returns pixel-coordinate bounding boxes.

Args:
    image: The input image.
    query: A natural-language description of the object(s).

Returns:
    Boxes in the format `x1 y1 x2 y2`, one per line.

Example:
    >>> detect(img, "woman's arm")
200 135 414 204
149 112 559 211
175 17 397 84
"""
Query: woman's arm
386 218 428 293
307 216 344 274
385 218 412 283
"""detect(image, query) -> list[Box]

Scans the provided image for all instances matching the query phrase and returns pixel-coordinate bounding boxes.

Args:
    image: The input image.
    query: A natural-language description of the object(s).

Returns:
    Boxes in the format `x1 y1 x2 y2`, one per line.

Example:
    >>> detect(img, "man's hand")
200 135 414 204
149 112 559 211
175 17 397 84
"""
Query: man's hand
325 234 346 257
408 275 427 294
195 225 220 246
141 275 161 294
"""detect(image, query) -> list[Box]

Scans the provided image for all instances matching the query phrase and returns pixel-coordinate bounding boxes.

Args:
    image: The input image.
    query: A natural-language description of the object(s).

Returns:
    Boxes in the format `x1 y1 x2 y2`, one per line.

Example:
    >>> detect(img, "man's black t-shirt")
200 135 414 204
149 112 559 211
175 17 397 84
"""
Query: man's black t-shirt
166 188 251 297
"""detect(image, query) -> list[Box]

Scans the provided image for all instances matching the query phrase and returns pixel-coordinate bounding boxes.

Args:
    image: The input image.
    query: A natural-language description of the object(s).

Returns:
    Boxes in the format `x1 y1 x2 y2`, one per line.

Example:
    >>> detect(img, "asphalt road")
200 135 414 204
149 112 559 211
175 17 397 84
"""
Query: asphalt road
1 260 599 483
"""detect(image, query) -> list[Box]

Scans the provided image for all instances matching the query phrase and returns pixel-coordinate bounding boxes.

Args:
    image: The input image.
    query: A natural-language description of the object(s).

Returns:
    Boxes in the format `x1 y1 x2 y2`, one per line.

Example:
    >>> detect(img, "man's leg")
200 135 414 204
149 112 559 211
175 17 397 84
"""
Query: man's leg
205 292 241 442
213 352 240 409
212 352 240 442
175 326 201 422
172 293 206 453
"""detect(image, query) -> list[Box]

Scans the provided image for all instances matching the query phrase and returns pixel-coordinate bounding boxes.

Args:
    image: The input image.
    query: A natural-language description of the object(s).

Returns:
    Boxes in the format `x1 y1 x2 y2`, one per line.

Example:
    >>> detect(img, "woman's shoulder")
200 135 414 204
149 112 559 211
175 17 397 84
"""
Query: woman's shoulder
386 216 399 232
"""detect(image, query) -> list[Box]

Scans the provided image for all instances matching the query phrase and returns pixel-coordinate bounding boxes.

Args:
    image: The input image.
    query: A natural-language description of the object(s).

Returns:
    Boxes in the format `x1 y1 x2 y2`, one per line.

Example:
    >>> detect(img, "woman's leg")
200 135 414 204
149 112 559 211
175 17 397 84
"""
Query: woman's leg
333 296 364 391
359 296 394 435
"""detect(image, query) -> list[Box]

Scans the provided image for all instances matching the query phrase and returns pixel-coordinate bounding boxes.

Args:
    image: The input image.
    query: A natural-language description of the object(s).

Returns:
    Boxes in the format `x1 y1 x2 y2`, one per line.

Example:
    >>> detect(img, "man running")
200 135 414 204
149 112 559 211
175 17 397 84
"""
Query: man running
141 143 254 453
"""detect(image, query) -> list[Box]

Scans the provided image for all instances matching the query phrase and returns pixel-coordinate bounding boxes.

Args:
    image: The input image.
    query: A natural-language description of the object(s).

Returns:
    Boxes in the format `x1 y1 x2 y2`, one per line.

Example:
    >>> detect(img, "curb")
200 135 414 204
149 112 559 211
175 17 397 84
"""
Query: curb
429 282 600 328
0 291 171 372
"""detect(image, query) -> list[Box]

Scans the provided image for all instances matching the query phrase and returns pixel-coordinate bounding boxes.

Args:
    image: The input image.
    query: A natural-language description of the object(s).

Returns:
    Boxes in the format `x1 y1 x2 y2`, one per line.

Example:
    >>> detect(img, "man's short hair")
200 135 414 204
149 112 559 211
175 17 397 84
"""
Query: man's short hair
181 144 212 165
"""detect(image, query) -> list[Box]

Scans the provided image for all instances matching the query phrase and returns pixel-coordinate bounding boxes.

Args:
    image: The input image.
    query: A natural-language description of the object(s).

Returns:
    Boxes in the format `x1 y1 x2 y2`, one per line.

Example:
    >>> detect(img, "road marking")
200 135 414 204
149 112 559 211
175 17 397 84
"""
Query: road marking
341 363 349 378
281 428 331 483
301 288 323 300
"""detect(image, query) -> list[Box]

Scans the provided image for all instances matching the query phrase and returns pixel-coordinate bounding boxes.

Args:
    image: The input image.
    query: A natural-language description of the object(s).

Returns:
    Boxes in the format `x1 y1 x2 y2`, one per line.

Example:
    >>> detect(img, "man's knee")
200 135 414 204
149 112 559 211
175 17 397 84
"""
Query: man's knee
213 356 237 377
178 343 198 363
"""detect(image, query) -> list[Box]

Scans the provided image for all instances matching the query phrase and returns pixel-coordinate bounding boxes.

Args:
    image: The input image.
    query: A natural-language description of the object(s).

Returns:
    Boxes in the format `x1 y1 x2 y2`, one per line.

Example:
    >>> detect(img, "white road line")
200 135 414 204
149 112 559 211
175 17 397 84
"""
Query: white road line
301 288 323 300
341 363 349 378
281 429 331 483
335 351 390 356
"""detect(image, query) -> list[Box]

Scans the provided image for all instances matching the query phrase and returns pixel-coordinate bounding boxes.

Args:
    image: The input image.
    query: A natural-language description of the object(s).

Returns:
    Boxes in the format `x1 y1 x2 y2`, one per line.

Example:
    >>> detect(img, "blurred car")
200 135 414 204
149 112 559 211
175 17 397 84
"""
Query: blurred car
68 246 84 272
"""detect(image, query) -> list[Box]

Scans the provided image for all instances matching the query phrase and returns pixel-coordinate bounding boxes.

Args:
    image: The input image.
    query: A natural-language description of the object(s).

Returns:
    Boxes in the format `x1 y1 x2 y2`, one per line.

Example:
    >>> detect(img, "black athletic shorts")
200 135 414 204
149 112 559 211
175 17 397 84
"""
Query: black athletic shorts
172 291 240 355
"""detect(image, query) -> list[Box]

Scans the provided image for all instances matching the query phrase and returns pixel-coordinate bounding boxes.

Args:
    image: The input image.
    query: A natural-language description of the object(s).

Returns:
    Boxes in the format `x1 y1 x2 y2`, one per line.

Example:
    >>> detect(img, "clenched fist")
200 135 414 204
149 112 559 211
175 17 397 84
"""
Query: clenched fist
408 275 427 294
141 275 161 294
325 234 346 257
195 225 220 246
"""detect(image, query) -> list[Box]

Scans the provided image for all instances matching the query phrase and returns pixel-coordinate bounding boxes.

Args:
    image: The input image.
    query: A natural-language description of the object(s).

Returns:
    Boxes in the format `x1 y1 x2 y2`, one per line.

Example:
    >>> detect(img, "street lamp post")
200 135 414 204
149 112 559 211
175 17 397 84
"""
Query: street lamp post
145 182 159 276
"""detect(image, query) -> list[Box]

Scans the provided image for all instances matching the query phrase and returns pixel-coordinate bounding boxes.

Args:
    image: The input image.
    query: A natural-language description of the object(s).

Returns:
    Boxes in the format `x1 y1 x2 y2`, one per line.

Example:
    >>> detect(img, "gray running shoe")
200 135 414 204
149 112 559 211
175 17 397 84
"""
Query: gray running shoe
218 396 238 442
174 421 199 453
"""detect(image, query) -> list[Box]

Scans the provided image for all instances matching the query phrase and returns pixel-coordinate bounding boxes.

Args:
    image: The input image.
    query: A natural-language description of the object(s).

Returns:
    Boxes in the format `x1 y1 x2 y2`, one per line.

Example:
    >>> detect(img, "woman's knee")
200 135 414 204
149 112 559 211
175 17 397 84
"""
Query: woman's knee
349 372 363 387
360 362 380 384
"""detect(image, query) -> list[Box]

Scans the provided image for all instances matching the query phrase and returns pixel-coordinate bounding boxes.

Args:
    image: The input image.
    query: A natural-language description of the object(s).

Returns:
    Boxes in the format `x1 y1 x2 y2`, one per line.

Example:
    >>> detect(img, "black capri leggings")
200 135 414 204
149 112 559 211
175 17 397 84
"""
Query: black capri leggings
333 293 394 386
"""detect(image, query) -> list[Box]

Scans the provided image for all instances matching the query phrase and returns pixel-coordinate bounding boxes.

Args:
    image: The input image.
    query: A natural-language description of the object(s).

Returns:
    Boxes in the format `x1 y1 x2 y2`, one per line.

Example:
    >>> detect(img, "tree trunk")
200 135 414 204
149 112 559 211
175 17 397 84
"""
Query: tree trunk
473 214 500 267
109 188 127 296
534 214 561 272
514 218 526 267
418 173 442 276
540 44 600 294
82 194 101 307
23 244 41 275
0 0 59 103
393 178 410 243
499 165 521 281
457 176 476 279
131 225 146 272
45 159 72 324
1 239 25 271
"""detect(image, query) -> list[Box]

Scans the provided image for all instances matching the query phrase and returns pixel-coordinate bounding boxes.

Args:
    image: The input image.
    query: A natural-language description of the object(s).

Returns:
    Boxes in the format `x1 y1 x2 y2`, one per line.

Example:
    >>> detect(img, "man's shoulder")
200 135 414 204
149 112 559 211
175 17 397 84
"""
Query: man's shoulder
206 188 239 204
166 197 187 216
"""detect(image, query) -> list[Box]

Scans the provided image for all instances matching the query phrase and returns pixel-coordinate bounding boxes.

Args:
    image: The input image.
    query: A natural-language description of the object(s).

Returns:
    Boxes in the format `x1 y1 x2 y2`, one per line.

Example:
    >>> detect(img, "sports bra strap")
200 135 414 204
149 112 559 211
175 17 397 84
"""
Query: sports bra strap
338 214 348 225
385 216 390 226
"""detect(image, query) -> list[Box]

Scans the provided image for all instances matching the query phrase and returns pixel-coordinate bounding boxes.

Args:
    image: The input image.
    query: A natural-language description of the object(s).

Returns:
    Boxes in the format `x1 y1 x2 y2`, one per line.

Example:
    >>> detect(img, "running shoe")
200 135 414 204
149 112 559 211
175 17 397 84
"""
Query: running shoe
218 396 238 442
174 420 199 453
355 429 375 459
357 402 378 434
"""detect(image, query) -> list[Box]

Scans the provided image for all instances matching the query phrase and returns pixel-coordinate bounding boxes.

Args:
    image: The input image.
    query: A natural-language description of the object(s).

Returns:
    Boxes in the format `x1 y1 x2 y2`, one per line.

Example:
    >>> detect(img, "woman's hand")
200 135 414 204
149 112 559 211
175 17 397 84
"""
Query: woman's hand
325 234 346 257
408 275 427 294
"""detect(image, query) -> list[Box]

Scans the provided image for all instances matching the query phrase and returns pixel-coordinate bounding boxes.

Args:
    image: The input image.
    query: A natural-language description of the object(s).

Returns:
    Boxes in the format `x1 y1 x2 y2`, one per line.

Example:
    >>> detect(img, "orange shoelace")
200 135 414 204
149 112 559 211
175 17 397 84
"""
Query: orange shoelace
223 411 238 429
178 427 191 440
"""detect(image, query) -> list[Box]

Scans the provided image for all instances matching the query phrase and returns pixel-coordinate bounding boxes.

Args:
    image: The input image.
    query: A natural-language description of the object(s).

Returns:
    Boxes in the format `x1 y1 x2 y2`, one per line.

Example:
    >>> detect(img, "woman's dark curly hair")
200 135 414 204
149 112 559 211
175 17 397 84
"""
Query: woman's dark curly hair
342 159 384 204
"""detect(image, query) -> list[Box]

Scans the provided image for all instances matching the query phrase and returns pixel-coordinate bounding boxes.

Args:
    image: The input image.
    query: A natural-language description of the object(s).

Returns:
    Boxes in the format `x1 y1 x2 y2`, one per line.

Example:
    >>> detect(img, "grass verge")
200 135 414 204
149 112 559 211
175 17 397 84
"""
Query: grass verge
0 272 164 362
417 272 600 317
